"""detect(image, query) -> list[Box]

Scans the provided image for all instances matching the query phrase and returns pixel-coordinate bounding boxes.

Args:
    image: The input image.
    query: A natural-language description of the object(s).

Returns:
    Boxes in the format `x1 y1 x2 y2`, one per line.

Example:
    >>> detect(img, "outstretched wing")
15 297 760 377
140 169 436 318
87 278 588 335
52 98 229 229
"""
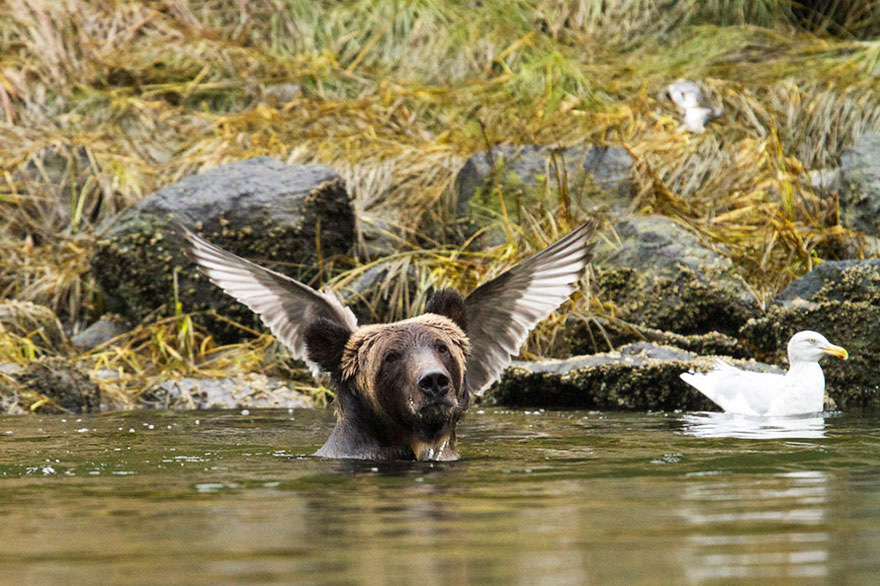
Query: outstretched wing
463 221 596 395
178 225 358 371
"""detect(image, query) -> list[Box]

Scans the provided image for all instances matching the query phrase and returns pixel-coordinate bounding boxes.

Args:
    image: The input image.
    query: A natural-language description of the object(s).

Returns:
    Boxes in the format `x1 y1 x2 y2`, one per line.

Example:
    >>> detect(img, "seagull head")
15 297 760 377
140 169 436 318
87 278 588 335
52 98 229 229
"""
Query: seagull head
787 330 848 363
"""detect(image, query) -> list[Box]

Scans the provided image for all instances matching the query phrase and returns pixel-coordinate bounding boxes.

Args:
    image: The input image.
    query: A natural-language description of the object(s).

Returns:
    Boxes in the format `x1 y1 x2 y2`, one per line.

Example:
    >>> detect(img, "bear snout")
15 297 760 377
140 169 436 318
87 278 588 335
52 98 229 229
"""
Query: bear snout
418 370 451 398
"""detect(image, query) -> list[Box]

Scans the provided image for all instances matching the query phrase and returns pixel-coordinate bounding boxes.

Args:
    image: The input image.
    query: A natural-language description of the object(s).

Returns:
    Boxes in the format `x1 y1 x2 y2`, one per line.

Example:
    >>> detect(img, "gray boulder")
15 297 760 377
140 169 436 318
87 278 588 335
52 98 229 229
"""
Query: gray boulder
92 157 355 341
336 258 423 324
839 132 880 235
485 342 780 410
741 260 880 407
452 144 634 243
71 316 128 350
593 215 757 337
773 259 880 307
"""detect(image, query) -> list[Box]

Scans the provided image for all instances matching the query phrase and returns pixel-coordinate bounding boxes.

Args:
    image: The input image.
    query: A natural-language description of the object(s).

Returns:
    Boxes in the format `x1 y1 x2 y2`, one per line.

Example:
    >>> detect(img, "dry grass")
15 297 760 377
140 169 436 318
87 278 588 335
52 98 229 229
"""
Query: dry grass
2 0 880 405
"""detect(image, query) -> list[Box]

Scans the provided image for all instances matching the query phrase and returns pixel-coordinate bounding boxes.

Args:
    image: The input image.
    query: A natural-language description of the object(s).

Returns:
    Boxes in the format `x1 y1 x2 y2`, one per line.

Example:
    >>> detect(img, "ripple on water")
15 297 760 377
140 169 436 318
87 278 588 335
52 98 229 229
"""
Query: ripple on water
0 408 878 585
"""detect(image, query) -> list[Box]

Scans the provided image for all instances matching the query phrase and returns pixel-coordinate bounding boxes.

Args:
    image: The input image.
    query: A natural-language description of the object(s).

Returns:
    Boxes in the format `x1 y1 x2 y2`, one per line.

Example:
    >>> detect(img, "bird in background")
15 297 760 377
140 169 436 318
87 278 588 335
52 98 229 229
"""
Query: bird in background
665 78 723 133
680 330 848 416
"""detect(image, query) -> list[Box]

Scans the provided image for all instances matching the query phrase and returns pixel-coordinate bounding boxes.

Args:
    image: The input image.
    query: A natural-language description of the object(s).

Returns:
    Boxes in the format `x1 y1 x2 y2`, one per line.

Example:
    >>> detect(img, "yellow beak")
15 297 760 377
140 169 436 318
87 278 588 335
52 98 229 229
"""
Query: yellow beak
821 344 848 360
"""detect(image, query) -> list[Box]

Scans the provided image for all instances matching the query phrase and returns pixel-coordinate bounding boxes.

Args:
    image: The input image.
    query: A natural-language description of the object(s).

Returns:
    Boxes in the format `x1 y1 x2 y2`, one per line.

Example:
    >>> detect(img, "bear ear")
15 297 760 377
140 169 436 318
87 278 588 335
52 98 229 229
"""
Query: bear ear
304 318 352 378
425 288 467 331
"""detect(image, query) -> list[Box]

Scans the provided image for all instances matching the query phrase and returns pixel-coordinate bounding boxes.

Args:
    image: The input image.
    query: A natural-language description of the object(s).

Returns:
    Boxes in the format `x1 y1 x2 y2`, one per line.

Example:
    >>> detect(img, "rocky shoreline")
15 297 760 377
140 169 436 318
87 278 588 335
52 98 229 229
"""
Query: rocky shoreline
5 133 880 414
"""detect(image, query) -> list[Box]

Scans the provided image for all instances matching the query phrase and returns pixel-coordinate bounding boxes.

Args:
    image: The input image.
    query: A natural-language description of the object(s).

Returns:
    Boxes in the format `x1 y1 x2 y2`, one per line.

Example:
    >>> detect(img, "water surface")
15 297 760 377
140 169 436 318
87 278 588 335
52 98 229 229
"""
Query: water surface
1 408 879 585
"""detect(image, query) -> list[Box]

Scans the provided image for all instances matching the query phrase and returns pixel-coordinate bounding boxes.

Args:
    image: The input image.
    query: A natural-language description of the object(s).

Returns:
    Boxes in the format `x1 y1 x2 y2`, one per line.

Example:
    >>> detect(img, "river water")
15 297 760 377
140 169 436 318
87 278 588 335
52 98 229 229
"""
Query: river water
1 407 879 585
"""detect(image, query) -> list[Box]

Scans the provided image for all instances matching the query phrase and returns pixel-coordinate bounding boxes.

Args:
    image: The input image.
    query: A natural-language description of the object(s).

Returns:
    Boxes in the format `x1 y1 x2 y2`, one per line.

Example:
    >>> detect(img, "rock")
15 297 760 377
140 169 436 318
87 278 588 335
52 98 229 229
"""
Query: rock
147 373 313 410
336 258 423 324
263 82 301 105
11 357 101 413
92 157 355 341
355 211 406 260
452 144 634 244
773 259 880 308
839 132 880 235
563 316 750 358
593 215 757 336
0 363 23 375
0 363 25 415
484 342 781 410
0 301 66 350
71 316 128 350
741 260 880 408
807 168 841 192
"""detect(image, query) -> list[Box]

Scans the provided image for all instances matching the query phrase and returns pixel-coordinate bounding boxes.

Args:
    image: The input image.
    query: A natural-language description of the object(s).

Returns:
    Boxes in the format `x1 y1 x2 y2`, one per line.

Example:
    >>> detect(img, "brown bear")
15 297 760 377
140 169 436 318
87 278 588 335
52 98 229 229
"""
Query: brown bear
180 221 595 460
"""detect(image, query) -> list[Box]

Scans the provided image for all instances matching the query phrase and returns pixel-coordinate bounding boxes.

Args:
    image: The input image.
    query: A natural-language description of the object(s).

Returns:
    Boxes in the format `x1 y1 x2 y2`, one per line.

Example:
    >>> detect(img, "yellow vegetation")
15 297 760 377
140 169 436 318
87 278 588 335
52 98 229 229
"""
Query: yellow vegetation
1 1 879 407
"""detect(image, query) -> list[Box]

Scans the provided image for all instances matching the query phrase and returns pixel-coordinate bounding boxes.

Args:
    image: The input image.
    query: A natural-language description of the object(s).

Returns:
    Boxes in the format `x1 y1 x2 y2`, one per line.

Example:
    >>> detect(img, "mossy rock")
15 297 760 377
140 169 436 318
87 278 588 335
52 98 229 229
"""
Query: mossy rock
563 316 750 358
774 259 880 306
92 157 355 342
593 215 757 337
485 342 780 411
452 144 634 245
11 357 100 414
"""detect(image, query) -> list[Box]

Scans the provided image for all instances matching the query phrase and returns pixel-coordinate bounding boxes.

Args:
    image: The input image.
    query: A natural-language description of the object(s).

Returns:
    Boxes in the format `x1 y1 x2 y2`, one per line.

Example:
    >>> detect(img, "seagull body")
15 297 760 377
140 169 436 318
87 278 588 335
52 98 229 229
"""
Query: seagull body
680 331 848 416
665 78 723 133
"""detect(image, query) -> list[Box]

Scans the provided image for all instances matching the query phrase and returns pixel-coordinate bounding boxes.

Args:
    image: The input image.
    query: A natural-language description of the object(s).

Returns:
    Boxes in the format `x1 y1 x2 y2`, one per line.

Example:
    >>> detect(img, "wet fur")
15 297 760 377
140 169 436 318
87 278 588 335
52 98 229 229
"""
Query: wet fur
306 291 471 460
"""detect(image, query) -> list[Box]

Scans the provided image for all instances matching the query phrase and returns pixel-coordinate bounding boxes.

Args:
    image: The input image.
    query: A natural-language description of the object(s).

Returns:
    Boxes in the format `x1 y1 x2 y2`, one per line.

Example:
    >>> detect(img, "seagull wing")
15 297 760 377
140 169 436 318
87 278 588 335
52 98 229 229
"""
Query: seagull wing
178 225 358 372
463 221 596 396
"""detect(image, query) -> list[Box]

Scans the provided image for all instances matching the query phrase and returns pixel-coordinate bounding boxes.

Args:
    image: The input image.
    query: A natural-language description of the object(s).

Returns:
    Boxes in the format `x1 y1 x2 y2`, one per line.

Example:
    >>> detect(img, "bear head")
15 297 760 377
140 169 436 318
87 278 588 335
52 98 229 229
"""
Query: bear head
304 290 471 460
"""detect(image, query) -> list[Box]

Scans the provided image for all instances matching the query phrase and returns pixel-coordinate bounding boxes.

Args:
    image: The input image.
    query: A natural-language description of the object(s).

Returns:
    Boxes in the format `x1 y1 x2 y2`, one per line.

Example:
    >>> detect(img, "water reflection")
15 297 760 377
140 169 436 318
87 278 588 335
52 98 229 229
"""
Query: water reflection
680 412 827 439
3 409 880 585
680 471 830 582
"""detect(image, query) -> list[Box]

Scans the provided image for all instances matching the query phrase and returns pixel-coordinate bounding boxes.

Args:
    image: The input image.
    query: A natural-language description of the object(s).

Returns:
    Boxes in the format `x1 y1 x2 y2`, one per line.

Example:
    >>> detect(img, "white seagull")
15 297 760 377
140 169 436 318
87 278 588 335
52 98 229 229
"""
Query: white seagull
665 78 723 133
680 331 848 416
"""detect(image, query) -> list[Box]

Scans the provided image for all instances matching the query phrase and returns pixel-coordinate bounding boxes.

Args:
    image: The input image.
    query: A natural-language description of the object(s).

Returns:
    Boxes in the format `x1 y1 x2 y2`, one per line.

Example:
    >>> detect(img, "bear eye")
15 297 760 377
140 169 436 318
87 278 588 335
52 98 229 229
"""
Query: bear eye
384 350 400 364
436 342 449 355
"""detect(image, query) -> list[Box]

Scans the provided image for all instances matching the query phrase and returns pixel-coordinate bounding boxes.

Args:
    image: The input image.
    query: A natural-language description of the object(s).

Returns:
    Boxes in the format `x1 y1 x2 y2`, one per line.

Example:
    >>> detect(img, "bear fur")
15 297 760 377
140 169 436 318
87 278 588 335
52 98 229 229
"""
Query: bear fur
179 220 595 461
305 291 471 461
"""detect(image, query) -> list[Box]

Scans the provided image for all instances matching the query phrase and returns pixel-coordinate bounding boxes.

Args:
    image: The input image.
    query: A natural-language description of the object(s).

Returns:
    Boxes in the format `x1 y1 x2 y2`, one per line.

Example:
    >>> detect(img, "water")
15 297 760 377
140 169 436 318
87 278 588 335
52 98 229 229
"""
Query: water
1 408 879 585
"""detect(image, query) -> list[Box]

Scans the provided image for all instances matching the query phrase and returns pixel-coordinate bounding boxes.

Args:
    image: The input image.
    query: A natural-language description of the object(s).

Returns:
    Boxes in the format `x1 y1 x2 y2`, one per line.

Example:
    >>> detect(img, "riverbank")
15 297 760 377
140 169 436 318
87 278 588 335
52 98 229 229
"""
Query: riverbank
2 2 880 412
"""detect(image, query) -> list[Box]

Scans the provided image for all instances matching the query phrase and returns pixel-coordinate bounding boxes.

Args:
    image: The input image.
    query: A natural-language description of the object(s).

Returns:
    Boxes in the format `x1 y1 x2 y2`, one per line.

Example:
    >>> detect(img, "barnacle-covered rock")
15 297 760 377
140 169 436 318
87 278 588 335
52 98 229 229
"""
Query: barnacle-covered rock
593 215 757 337
485 342 780 410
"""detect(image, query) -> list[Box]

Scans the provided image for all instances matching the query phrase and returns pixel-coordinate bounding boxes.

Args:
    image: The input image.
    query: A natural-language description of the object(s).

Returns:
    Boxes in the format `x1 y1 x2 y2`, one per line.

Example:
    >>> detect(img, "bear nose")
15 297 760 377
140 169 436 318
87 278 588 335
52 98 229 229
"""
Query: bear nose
418 370 451 397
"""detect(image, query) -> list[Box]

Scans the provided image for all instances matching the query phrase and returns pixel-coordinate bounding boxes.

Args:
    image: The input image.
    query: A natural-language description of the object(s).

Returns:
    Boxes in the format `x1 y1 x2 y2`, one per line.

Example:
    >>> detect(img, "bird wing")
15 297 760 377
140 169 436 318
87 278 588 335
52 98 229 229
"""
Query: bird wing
680 360 785 415
178 225 358 373
463 221 596 396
